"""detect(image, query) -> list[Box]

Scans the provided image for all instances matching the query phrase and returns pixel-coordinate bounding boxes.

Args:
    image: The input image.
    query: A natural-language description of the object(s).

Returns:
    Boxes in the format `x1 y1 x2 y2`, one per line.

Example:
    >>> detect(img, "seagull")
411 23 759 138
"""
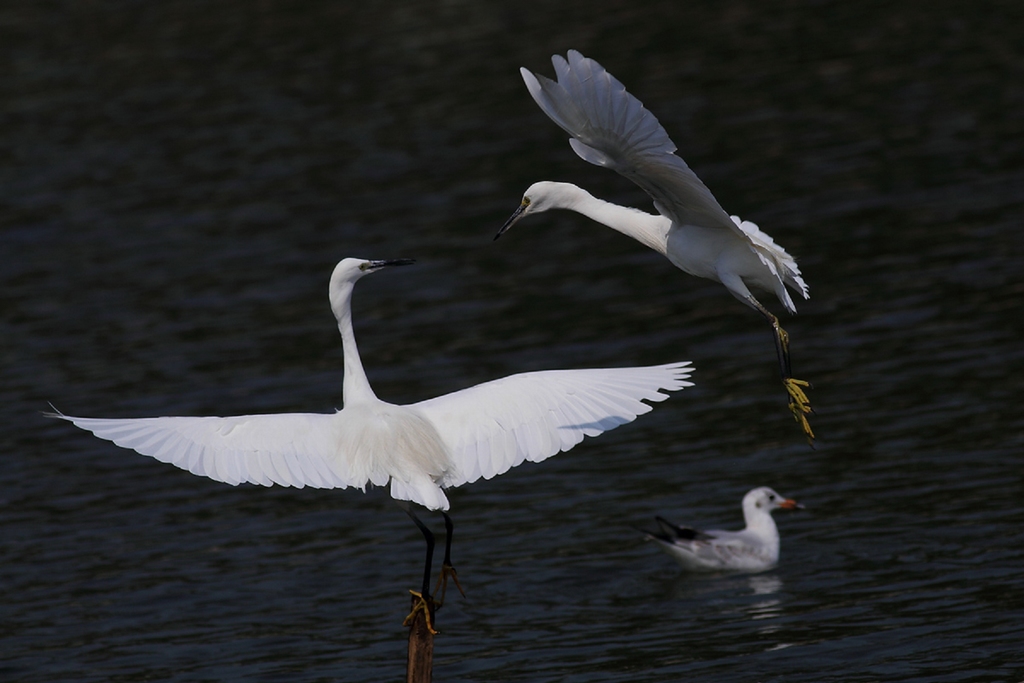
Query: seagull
495 50 814 443
51 257 694 632
640 487 803 573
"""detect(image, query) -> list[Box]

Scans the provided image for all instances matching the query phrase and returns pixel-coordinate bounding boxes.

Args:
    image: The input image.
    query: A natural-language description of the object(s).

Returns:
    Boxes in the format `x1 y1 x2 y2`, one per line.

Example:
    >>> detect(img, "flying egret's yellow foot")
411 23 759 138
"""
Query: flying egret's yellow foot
433 563 466 607
783 378 815 444
403 590 439 635
790 406 815 444
784 377 812 412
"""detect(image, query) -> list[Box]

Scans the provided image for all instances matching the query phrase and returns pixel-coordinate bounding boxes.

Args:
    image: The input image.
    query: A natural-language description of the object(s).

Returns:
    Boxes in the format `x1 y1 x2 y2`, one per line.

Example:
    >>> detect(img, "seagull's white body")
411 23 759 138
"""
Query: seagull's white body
53 258 694 512
501 50 808 315
642 487 802 573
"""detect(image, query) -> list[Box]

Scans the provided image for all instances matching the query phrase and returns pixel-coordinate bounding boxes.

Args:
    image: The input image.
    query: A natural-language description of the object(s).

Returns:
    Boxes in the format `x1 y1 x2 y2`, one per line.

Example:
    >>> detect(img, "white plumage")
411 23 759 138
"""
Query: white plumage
52 257 693 512
497 50 814 443
641 486 803 573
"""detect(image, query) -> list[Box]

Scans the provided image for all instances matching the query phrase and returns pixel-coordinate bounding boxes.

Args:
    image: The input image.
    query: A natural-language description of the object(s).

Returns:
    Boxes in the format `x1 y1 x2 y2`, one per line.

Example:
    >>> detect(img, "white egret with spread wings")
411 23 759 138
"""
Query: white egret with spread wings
52 257 693 631
496 50 813 443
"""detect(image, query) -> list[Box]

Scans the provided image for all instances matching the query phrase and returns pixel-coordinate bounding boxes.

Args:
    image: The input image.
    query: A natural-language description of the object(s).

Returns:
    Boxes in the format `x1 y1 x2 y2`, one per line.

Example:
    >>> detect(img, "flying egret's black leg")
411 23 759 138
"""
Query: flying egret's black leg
403 508 439 634
770 313 792 379
433 512 465 606
749 297 815 445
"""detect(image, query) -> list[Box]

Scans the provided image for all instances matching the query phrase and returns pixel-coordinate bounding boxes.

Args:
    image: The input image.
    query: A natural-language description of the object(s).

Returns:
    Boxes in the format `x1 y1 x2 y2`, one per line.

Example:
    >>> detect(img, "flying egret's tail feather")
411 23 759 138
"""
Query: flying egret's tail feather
730 216 809 312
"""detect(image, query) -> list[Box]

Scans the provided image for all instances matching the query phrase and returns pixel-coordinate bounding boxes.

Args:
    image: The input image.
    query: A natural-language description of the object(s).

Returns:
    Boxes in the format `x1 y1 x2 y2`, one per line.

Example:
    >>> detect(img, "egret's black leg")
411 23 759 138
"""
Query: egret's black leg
749 297 815 445
405 509 435 597
403 508 439 634
770 314 792 378
434 512 465 606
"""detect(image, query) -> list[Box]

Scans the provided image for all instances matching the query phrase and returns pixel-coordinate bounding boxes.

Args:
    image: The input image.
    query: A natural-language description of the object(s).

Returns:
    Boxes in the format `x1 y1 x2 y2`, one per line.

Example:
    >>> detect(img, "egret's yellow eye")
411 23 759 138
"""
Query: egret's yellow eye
359 262 370 271
522 196 531 207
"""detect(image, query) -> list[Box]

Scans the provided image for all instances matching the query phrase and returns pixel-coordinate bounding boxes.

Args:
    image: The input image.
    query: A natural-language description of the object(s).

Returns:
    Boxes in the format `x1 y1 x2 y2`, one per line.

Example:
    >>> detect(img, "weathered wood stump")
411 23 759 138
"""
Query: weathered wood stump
406 594 436 683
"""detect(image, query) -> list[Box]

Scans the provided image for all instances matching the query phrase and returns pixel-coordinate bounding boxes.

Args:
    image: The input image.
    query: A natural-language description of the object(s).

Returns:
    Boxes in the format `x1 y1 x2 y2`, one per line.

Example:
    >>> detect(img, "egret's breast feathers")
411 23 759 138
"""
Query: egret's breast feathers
331 403 455 489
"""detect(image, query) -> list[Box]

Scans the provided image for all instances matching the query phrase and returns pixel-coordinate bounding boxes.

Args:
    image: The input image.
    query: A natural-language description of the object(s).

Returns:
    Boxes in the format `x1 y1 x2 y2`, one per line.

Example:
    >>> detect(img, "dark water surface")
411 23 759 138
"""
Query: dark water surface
4 1 1024 681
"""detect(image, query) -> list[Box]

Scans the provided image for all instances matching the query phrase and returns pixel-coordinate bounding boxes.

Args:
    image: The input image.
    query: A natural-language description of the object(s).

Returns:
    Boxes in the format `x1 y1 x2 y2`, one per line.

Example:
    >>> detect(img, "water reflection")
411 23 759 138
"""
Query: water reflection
746 574 783 616
663 569 784 625
745 574 784 636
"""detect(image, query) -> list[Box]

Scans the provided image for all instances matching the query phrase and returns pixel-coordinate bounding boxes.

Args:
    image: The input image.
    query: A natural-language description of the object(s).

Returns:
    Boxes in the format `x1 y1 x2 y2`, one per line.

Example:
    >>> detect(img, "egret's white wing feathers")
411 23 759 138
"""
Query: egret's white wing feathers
522 51 740 234
411 362 693 488
49 362 693 507
49 411 354 489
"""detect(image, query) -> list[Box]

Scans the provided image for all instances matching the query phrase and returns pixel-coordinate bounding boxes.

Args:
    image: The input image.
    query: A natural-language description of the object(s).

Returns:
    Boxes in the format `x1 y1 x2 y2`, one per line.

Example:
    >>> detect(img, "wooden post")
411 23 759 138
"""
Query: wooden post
406 595 436 683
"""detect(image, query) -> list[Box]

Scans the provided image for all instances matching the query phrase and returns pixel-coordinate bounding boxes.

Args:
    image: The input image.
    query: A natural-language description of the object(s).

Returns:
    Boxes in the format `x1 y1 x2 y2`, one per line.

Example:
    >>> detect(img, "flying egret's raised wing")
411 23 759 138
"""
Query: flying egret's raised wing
522 50 742 235
410 362 693 488
49 410 359 489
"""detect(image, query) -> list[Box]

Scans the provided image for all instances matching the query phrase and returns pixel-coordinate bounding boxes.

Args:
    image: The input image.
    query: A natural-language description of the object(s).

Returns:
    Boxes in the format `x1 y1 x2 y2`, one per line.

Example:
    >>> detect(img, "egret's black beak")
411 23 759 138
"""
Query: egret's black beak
365 258 415 271
494 201 529 241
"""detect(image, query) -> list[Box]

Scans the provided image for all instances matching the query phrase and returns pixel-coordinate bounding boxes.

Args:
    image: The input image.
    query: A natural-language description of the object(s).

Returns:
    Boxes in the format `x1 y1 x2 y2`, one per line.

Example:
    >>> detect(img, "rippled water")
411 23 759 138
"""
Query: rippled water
4 1 1024 681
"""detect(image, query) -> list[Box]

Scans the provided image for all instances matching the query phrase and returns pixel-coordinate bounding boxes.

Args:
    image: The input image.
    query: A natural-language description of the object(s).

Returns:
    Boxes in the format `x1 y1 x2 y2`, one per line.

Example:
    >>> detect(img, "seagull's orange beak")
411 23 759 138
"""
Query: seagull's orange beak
778 498 804 510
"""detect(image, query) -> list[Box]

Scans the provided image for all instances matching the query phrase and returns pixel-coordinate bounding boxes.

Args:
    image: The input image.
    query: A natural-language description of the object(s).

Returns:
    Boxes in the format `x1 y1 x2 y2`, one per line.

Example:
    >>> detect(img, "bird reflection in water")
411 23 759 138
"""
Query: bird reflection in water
745 574 784 632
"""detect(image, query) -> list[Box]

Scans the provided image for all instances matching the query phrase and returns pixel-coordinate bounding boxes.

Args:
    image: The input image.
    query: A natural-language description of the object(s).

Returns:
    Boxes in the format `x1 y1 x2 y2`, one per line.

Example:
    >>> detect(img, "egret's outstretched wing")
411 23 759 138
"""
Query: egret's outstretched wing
522 50 741 235
410 362 693 488
49 410 356 489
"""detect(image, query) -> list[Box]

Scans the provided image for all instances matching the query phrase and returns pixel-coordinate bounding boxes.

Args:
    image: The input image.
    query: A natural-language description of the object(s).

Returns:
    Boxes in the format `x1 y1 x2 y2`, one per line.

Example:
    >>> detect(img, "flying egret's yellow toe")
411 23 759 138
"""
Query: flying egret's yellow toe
783 377 815 444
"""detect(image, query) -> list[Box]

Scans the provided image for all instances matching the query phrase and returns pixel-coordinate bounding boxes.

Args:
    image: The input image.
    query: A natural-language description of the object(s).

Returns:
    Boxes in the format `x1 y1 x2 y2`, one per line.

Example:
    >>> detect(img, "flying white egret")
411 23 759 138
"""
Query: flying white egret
640 486 803 572
51 257 694 632
496 50 814 443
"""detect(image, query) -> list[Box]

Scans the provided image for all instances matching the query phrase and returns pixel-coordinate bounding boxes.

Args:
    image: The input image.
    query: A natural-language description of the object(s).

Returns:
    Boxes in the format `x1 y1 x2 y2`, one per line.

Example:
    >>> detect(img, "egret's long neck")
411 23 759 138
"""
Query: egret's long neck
558 184 669 254
331 281 378 406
